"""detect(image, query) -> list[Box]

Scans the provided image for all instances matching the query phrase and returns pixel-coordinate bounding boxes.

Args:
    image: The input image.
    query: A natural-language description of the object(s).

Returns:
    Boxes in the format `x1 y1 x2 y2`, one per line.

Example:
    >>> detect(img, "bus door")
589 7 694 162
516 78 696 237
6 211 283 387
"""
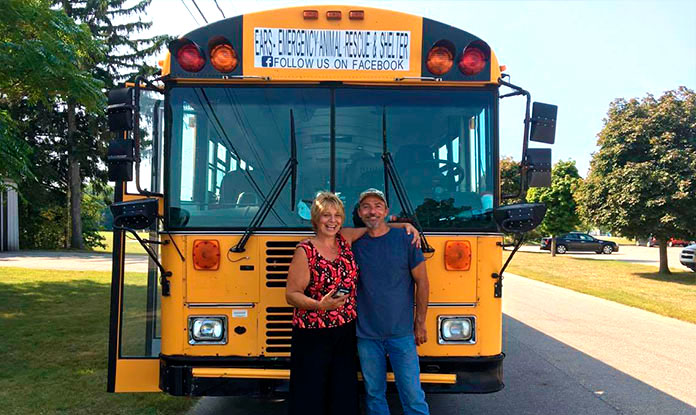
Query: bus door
107 89 164 392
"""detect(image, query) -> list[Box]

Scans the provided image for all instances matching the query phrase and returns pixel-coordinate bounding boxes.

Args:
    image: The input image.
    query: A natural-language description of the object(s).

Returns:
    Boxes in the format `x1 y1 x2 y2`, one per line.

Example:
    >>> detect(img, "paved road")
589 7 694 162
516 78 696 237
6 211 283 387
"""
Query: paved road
0 250 148 272
521 244 692 272
188 274 696 415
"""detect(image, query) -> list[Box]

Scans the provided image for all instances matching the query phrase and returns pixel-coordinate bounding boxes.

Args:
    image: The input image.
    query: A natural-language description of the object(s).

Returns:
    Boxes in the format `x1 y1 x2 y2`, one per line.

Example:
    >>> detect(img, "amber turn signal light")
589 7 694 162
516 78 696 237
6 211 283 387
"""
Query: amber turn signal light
193 240 221 270
210 43 238 73
444 241 471 271
426 45 454 76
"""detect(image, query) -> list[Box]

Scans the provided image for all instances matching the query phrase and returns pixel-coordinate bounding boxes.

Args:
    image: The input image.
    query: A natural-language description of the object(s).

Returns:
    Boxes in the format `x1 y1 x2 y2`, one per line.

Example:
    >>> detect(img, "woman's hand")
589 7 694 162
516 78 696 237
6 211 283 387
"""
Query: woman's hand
316 289 347 311
404 223 421 248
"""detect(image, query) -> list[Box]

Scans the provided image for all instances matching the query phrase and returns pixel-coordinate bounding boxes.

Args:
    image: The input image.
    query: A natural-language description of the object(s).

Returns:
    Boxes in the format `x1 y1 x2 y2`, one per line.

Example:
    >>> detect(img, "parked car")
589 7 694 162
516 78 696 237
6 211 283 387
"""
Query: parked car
680 244 696 272
540 232 619 254
647 237 695 247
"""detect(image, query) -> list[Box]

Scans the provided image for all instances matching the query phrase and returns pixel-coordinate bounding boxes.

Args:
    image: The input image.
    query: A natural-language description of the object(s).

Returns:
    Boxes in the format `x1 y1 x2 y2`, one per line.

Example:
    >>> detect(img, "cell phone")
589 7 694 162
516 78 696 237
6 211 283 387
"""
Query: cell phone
332 287 351 298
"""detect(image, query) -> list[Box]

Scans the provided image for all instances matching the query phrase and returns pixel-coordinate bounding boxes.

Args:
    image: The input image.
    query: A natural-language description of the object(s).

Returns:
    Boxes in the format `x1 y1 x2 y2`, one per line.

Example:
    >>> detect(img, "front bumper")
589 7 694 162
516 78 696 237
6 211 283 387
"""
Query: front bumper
159 354 504 396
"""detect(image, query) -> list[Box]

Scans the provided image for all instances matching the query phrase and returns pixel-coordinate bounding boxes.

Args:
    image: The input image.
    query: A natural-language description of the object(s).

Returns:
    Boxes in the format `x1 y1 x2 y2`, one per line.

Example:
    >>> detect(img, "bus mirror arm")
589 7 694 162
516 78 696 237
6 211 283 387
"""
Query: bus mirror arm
231 110 298 253
132 75 165 198
498 78 532 200
112 223 172 296
491 235 524 298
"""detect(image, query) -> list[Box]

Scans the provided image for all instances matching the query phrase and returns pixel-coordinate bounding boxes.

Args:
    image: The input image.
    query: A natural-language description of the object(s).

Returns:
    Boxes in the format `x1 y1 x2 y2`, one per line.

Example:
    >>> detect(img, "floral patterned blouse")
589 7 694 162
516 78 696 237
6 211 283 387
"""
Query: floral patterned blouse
292 233 358 329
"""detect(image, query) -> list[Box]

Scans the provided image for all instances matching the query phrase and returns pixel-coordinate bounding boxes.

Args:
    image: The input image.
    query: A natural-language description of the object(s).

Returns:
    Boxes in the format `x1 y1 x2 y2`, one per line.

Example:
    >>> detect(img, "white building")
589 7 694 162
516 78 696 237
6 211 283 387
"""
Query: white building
1 181 19 251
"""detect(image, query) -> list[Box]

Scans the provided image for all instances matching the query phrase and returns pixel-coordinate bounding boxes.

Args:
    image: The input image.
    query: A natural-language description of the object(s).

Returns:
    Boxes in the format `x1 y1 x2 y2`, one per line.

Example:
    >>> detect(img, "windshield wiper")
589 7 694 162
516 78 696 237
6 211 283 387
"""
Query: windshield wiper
381 108 435 253
231 110 298 252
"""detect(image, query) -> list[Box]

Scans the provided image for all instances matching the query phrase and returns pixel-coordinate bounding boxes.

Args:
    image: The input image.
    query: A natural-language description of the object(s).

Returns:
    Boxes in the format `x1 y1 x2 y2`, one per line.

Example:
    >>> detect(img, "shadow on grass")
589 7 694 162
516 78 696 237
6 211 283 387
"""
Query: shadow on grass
0 278 190 415
635 271 696 286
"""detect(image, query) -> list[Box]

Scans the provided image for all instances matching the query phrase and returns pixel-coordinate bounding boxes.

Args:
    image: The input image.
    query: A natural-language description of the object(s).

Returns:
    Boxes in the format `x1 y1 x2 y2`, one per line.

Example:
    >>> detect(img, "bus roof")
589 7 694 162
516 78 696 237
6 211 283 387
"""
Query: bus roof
161 5 502 85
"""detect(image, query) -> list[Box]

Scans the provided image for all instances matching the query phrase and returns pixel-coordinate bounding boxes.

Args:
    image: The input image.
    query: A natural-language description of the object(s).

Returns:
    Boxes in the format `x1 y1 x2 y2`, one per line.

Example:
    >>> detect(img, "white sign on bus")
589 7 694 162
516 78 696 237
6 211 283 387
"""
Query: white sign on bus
253 28 410 71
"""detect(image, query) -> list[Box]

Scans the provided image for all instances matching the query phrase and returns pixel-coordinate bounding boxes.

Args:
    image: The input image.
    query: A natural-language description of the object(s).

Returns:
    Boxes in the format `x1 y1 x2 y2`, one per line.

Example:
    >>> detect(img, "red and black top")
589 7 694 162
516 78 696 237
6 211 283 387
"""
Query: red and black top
292 233 358 329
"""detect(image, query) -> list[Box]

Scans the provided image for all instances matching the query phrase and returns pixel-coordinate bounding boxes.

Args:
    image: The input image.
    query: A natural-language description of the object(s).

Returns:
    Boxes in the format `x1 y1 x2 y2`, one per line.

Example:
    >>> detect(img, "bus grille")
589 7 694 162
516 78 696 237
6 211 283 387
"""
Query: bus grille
265 241 297 288
264 306 293 354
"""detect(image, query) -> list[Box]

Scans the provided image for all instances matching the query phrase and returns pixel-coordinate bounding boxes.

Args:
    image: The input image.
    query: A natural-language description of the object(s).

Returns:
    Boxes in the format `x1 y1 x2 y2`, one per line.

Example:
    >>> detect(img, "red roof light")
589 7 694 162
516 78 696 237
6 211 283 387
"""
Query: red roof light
459 47 487 76
176 43 205 72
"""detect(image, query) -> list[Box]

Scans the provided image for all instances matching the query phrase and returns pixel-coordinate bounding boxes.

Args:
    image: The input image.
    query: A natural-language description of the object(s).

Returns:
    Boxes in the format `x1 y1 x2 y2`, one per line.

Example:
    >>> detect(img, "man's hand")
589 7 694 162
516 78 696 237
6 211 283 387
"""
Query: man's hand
414 321 427 346
404 223 421 248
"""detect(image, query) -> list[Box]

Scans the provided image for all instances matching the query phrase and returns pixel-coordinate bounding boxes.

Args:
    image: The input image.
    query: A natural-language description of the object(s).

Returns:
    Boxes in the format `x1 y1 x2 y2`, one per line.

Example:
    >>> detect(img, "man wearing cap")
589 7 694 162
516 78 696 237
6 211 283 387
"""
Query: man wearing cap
351 188 430 415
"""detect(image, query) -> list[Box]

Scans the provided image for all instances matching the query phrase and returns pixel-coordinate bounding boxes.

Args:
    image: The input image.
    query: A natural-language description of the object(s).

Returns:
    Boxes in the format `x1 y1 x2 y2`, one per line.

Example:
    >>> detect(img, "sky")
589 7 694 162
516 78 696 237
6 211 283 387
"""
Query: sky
145 0 696 176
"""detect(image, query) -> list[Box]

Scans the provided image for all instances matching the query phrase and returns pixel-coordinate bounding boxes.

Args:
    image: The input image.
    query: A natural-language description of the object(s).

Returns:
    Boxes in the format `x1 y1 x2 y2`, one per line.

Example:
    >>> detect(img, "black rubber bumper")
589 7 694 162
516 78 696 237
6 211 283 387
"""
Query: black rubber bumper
159 353 504 397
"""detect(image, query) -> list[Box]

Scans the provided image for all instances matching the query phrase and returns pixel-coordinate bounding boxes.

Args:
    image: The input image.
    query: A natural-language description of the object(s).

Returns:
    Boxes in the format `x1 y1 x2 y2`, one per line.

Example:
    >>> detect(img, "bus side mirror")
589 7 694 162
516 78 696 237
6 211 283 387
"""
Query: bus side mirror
530 102 557 144
527 148 552 188
493 203 546 234
107 139 134 182
110 198 159 230
107 88 134 132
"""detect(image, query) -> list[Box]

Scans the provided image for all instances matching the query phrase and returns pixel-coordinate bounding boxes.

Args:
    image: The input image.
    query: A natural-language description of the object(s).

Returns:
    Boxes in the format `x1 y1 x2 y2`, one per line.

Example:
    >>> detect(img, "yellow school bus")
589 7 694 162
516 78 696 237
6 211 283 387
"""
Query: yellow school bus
106 5 555 396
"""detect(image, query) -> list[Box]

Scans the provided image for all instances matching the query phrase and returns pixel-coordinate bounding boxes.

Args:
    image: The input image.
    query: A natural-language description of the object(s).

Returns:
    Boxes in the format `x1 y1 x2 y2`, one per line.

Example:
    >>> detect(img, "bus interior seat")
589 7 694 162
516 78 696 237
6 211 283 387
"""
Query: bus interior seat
219 170 255 207
236 191 259 206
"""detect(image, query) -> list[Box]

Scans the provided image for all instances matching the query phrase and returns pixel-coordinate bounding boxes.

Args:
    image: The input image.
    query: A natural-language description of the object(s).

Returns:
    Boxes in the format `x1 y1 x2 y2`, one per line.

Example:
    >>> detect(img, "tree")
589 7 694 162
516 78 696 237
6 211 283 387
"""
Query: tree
499 156 525 205
527 160 582 256
0 0 104 190
55 0 169 249
576 87 696 273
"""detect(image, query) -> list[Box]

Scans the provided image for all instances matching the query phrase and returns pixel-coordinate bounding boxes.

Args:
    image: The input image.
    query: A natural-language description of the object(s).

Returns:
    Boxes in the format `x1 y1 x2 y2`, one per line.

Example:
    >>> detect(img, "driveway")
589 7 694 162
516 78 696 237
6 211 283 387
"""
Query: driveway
522 244 691 271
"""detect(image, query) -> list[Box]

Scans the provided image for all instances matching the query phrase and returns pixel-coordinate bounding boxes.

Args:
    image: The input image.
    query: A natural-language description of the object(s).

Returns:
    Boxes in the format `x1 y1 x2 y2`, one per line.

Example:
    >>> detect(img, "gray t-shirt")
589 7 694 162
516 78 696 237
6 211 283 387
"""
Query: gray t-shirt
352 228 425 339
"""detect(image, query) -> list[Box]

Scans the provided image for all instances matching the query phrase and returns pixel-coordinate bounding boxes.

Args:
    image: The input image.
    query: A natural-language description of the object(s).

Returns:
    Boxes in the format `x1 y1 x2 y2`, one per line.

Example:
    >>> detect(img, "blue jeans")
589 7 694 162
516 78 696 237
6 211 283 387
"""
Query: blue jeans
357 335 429 415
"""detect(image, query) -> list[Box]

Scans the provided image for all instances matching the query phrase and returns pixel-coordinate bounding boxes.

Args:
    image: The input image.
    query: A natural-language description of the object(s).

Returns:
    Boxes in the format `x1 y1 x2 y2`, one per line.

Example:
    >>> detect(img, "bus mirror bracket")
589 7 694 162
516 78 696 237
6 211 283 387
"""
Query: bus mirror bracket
110 198 185 296
491 203 547 297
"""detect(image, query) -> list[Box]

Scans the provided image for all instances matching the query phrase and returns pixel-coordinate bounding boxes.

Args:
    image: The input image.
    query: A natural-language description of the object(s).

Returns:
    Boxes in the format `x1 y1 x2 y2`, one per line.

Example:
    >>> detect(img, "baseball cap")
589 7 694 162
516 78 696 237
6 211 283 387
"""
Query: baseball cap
358 188 387 206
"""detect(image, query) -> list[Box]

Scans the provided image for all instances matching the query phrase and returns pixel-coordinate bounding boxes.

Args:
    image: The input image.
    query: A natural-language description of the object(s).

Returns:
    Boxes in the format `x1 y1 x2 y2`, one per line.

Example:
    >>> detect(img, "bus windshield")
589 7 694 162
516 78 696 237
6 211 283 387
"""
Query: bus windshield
167 86 496 231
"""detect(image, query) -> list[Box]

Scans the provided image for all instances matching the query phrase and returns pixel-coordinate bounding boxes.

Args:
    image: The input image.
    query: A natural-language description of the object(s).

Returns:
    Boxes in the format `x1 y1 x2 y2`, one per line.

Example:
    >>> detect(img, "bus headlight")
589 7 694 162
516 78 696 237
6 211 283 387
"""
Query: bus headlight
438 316 475 344
188 316 227 344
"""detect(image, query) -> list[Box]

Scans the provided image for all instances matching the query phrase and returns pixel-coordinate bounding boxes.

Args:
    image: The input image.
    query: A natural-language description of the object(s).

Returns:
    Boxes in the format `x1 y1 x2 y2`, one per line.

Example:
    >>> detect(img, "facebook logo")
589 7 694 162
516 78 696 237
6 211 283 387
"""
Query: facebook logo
261 56 274 67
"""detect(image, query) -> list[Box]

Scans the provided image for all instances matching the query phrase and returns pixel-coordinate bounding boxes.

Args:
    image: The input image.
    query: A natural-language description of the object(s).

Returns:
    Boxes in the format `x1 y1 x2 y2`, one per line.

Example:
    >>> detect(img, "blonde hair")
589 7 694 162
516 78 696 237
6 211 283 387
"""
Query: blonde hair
310 192 345 231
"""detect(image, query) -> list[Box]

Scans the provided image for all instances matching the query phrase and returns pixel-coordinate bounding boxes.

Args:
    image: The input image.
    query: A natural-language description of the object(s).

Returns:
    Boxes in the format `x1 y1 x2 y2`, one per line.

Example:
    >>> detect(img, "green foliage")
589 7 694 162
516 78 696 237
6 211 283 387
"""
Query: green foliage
527 160 582 236
18 181 107 250
61 0 171 87
0 111 33 189
82 188 108 249
4 0 167 249
576 87 696 242
0 0 104 109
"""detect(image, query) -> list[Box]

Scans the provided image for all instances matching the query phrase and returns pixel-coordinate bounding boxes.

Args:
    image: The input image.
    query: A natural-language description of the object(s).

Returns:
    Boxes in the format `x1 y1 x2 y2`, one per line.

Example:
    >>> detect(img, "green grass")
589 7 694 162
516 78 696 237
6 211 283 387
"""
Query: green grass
91 231 150 255
0 267 195 415
507 251 696 323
